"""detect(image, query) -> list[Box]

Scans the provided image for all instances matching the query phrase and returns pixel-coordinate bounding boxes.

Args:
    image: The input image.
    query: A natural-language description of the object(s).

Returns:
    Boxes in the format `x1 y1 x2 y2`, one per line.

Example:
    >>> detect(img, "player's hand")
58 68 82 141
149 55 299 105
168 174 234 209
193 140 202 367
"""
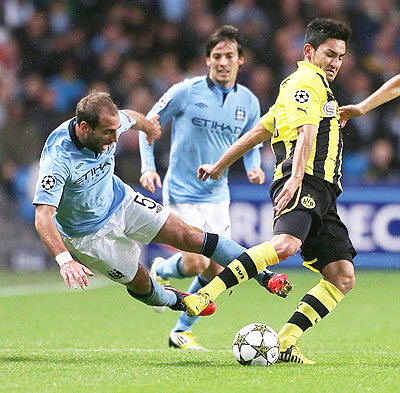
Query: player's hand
198 164 222 181
145 115 161 146
60 260 95 290
339 116 349 128
247 168 265 185
273 177 300 215
140 170 162 194
338 104 365 128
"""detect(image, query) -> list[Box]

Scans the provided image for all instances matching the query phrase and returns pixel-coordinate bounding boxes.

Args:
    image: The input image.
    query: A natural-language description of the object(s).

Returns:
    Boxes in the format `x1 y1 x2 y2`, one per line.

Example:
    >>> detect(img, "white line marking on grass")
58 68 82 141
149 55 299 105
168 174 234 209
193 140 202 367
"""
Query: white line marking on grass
0 277 113 297
0 348 398 355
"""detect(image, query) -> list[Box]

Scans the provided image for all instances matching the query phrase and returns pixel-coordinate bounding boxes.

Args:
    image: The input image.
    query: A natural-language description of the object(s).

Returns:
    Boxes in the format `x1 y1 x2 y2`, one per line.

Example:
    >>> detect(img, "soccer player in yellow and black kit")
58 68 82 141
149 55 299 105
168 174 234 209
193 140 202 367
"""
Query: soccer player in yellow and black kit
184 18 355 364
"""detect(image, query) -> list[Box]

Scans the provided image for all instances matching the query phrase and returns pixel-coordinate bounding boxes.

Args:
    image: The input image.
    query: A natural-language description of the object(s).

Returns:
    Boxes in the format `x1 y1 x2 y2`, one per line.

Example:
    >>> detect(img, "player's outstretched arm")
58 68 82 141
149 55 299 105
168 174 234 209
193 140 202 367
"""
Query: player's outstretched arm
339 74 400 122
34 205 94 290
140 170 162 194
198 121 272 181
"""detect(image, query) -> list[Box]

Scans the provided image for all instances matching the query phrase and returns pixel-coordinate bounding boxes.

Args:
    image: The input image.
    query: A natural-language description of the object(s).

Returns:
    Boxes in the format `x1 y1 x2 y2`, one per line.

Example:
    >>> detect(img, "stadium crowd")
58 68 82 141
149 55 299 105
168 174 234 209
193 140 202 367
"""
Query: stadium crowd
0 0 400 230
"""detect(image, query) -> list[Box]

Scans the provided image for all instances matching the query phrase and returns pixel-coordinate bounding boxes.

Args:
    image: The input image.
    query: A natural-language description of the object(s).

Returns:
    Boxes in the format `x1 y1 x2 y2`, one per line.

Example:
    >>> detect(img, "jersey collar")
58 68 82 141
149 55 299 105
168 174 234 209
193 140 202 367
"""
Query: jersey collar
297 61 329 84
68 118 85 151
206 75 238 92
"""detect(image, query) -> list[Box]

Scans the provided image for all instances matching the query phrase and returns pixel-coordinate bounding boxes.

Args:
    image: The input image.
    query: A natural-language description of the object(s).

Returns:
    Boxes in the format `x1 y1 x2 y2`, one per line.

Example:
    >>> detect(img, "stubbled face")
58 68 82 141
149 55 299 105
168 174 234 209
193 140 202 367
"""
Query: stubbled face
81 112 120 153
206 40 244 88
306 38 346 82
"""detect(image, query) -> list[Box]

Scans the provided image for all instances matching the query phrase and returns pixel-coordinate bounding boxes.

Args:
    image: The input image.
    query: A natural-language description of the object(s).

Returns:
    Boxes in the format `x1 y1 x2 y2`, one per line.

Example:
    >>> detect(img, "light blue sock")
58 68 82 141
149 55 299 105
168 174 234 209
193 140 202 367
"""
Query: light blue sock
156 252 185 280
172 276 206 332
127 277 177 307
210 236 246 267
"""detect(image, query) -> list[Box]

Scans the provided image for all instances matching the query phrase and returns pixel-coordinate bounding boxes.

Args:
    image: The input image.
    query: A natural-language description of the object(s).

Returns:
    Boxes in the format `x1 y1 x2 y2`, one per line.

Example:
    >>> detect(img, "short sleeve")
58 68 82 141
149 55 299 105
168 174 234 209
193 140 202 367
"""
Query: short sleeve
33 148 70 208
285 76 324 131
118 110 136 137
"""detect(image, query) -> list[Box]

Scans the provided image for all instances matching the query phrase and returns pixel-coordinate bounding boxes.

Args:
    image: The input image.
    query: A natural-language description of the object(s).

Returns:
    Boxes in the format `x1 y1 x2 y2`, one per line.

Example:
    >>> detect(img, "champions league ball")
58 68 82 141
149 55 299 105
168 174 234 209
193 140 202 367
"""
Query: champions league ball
232 323 280 366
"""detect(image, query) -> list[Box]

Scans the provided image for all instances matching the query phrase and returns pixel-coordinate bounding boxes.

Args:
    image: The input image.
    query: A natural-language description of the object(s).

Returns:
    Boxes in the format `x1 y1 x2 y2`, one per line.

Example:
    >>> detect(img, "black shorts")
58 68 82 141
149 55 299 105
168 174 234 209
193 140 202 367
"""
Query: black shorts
270 174 357 273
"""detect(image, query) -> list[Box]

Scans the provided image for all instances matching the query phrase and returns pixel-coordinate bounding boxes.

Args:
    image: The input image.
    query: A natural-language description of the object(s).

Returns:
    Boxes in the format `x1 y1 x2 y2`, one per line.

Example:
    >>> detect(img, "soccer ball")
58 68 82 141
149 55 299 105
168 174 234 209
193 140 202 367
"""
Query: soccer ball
232 323 280 366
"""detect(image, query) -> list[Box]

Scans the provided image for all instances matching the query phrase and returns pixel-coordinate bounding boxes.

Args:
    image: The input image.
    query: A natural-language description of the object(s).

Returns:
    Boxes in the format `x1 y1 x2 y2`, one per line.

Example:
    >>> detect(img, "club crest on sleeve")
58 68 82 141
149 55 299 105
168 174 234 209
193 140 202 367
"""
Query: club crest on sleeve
294 89 310 104
41 175 56 191
156 94 169 111
322 101 336 117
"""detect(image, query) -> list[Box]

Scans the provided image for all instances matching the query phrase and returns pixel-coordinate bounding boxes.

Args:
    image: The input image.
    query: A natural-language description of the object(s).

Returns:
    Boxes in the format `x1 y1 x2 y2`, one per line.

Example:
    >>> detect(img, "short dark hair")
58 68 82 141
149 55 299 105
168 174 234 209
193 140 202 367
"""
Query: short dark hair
305 18 351 49
76 91 118 129
206 25 244 57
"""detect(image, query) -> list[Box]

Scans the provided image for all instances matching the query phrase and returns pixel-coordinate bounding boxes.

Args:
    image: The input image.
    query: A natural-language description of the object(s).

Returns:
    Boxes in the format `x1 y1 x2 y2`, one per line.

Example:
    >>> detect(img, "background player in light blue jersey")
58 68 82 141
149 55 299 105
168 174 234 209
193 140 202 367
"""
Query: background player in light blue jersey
33 91 282 322
139 26 292 350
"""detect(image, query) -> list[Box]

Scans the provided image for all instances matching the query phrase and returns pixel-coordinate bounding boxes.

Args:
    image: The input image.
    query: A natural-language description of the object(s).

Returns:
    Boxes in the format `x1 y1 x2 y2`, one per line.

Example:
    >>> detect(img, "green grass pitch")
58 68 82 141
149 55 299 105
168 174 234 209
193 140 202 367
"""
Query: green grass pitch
0 269 399 393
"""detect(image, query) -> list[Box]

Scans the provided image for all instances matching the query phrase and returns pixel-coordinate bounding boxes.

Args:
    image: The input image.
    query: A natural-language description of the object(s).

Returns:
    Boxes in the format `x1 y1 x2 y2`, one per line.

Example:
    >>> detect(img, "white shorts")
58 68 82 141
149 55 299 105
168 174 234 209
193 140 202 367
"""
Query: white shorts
169 200 231 239
62 186 170 284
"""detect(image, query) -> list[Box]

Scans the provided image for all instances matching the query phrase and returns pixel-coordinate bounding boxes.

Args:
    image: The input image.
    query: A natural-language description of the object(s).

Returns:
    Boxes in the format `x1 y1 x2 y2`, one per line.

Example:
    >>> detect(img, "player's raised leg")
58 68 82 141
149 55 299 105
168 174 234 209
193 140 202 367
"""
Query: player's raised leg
183 239 282 316
153 216 284 309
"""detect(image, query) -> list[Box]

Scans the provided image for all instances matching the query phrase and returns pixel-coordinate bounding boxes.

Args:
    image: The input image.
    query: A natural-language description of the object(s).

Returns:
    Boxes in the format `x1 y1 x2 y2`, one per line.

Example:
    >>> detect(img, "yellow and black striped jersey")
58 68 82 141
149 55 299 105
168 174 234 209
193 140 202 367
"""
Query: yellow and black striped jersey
261 61 343 192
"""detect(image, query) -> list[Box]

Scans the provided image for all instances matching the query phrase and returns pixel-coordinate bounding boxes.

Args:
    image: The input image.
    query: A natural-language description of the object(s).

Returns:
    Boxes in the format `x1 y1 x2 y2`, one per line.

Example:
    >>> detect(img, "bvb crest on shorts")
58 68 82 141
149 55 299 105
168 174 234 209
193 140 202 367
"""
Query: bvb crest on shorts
235 106 246 121
301 195 316 209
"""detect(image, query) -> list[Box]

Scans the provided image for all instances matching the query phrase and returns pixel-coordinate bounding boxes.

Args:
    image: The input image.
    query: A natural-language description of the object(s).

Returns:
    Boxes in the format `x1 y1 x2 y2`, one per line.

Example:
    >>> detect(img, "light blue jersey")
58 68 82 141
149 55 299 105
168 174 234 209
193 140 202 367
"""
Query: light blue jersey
139 76 261 204
33 111 136 237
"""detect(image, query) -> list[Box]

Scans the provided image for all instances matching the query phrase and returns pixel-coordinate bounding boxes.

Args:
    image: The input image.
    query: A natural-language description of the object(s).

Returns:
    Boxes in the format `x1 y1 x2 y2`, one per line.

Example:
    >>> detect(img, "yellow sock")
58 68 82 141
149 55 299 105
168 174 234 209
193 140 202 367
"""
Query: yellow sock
279 279 344 348
199 241 279 302
199 276 226 302
246 241 279 269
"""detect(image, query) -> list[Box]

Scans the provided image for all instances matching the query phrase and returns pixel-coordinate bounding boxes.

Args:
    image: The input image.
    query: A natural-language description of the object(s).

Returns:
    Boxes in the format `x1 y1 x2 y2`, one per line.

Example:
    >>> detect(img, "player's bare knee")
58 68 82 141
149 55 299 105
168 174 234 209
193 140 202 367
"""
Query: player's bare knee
271 235 301 261
336 272 355 294
180 226 203 252
322 260 355 295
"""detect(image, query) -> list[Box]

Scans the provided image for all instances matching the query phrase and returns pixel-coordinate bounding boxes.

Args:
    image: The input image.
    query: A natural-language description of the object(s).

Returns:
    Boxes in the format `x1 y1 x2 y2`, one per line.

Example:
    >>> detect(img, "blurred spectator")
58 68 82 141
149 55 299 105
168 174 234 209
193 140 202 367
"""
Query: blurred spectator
2 0 34 28
48 61 87 114
364 138 400 184
247 65 275 112
116 86 157 184
344 70 378 145
48 1 70 35
149 53 184 96
112 59 146 106
14 11 50 75
34 86 64 139
273 21 305 78
0 102 42 221
160 0 189 23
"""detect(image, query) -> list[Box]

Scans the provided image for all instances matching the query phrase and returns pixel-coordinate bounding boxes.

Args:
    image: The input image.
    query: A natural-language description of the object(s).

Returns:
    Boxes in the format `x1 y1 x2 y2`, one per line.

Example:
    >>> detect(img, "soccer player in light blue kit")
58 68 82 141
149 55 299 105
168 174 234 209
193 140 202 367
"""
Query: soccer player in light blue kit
139 26 292 349
33 91 279 320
